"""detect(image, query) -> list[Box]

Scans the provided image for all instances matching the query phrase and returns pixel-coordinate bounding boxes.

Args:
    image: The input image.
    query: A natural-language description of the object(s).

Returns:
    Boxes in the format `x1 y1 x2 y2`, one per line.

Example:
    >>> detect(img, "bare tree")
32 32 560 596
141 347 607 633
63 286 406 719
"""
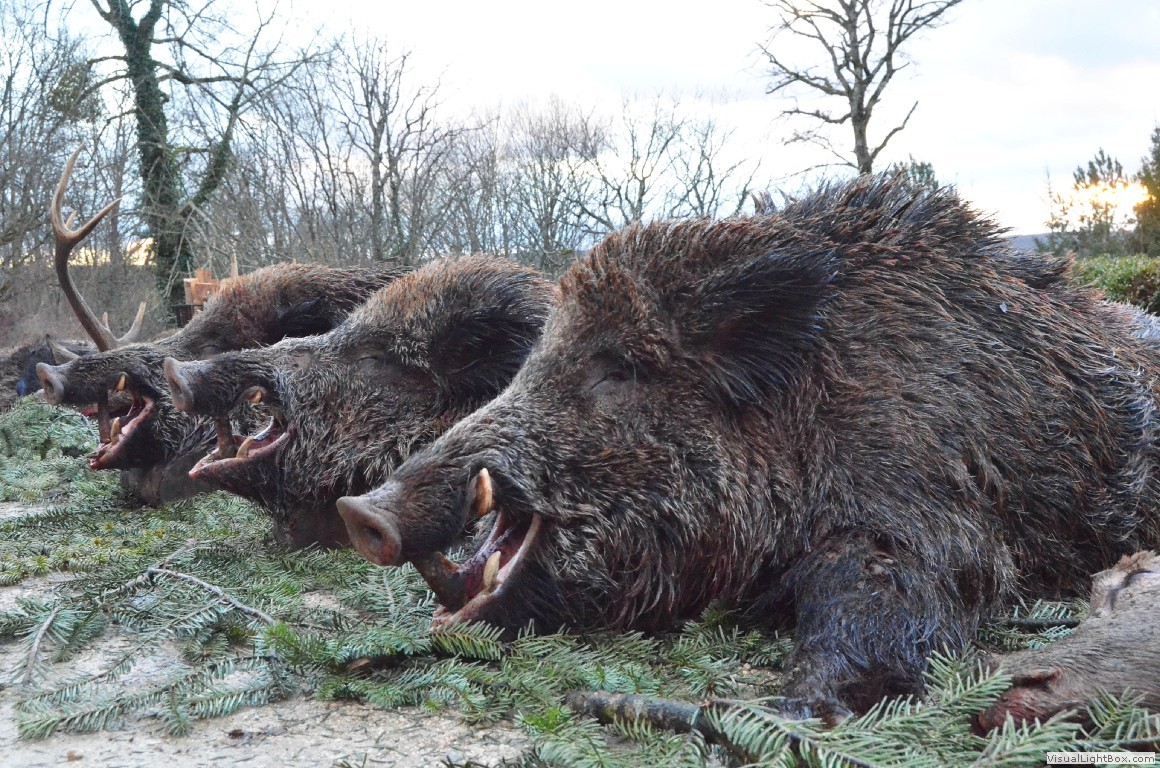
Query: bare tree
0 3 91 266
73 0 322 315
259 60 371 265
335 38 461 266
569 97 683 234
437 115 513 258
666 115 759 219
505 98 595 271
760 0 963 174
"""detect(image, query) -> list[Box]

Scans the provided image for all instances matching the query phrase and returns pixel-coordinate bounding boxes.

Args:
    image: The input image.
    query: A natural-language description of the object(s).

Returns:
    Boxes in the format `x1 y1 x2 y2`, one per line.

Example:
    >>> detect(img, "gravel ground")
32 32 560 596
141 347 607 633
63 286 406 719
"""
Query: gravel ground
0 695 528 768
0 502 532 768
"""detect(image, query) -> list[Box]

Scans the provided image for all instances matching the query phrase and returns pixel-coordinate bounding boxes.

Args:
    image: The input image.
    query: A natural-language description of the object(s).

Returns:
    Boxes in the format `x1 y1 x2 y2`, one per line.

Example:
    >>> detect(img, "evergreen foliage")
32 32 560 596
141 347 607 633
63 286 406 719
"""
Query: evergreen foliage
886 157 939 193
0 398 107 502
1071 253 1160 312
1039 148 1137 258
1133 126 1160 258
0 397 1155 765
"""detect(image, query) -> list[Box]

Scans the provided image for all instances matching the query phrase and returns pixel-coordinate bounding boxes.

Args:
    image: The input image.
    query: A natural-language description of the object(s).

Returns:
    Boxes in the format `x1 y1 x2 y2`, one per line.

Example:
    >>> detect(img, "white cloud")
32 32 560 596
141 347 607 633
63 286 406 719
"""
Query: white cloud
300 0 1159 234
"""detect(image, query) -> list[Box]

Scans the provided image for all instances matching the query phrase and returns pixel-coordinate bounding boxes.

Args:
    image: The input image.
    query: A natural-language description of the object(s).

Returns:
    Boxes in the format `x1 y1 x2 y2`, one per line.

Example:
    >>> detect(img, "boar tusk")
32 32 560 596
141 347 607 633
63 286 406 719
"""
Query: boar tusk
110 416 122 440
483 551 502 592
115 373 127 392
96 399 111 443
473 468 494 518
236 436 254 460
246 387 264 405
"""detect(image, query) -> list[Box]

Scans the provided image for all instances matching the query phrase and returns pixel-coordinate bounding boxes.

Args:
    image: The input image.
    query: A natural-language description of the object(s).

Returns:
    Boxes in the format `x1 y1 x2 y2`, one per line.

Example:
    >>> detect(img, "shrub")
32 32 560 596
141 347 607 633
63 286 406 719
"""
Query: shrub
1071 254 1160 310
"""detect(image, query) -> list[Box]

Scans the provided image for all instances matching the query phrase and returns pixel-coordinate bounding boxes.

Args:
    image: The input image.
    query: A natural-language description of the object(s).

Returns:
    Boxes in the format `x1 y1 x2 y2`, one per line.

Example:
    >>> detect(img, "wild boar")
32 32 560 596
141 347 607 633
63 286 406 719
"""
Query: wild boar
8 338 94 400
163 256 554 548
35 149 405 504
335 175 1160 718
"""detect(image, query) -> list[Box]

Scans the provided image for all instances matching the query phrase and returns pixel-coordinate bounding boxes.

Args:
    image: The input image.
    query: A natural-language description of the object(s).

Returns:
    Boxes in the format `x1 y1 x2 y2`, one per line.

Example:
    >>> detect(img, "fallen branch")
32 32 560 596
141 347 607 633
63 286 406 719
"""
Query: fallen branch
98 540 218 603
564 691 874 766
564 690 733 744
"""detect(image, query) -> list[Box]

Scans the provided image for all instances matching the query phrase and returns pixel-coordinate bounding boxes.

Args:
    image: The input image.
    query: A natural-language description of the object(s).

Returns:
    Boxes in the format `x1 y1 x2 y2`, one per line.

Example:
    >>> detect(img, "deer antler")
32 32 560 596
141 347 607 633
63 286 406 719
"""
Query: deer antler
46 335 81 363
52 146 146 351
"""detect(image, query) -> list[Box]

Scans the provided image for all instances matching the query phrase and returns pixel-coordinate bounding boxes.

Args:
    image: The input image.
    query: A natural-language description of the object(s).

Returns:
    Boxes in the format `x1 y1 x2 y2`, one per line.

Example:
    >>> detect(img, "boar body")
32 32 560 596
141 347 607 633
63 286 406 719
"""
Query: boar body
338 176 1160 716
166 256 554 548
37 263 403 504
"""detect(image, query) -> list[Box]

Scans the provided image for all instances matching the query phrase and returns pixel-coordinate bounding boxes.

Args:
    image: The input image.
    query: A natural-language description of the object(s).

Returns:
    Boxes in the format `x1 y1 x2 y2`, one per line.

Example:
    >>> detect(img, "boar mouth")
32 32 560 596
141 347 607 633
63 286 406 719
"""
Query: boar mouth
413 469 545 630
89 376 156 470
189 392 289 483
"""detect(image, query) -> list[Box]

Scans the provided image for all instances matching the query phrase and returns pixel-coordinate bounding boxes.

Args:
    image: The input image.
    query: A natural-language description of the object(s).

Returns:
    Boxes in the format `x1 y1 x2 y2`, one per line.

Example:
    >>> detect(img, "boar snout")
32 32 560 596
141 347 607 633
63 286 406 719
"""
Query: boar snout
337 494 404 566
36 362 68 406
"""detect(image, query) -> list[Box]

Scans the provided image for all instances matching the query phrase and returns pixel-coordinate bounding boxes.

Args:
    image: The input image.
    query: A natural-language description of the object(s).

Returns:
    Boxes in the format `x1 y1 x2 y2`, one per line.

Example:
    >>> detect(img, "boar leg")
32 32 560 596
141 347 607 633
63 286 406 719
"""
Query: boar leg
775 530 976 716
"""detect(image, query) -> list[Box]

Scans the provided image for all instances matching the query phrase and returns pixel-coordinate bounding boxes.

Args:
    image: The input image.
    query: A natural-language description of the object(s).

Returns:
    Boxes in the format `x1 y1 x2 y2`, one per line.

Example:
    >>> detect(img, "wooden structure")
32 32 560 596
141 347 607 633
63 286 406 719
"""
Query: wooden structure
176 256 239 326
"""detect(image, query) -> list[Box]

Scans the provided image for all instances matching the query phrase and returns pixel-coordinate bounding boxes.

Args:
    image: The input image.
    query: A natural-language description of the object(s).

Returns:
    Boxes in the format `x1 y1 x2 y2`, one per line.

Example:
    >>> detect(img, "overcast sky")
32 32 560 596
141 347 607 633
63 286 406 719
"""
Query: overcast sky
303 0 1159 235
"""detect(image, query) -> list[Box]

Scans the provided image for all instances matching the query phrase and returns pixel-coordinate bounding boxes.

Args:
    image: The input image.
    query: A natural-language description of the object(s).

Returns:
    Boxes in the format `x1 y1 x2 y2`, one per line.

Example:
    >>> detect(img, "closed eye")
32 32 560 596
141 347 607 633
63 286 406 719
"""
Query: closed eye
590 369 630 390
586 355 637 395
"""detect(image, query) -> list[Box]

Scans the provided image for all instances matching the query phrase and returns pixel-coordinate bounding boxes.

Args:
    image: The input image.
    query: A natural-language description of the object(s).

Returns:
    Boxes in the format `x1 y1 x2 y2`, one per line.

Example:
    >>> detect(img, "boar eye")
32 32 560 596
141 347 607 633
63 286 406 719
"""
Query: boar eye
199 344 223 356
351 350 406 381
355 353 385 373
587 358 635 395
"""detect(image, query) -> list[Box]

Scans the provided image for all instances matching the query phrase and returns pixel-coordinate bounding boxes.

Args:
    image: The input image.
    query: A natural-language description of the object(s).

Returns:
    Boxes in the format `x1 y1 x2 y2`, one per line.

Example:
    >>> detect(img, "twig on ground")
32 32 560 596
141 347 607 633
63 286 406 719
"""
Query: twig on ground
145 568 276 626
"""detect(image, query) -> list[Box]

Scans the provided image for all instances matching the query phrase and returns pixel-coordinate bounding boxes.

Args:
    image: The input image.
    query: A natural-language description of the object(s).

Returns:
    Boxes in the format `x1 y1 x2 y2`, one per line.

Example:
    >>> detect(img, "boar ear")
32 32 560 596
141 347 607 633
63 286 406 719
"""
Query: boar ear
685 248 837 405
430 302 545 398
276 297 337 339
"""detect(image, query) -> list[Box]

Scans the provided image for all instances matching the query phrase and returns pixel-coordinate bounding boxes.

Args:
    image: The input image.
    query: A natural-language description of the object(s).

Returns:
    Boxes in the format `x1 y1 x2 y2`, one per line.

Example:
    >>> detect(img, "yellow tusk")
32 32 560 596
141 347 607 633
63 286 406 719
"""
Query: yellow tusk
483 551 502 592
473 468 494 518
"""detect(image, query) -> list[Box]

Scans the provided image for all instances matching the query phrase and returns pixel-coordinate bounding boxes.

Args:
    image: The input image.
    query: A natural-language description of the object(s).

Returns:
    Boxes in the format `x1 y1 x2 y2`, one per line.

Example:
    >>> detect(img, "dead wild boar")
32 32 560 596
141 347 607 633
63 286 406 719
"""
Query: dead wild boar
35 150 404 504
163 256 554 548
36 262 402 504
334 175 1160 718
12 337 94 398
978 551 1160 730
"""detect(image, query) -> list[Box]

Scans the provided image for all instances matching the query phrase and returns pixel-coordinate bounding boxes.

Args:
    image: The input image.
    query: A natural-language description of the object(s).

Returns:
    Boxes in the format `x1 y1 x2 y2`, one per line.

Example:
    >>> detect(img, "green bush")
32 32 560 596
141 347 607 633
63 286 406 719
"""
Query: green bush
1071 254 1160 310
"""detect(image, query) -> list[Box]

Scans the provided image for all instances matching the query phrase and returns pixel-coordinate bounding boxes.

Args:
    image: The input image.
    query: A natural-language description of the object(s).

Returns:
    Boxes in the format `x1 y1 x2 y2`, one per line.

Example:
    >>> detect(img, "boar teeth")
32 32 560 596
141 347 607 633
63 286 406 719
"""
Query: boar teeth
483 551 502 592
473 468 494 518
115 373 127 392
110 416 122 440
236 436 254 460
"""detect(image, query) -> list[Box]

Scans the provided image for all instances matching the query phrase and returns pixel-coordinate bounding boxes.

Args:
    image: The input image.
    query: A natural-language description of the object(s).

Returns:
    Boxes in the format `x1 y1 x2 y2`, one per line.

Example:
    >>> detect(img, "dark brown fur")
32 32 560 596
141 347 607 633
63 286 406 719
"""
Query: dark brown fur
36 263 404 505
166 256 555 548
978 551 1160 730
338 176 1160 716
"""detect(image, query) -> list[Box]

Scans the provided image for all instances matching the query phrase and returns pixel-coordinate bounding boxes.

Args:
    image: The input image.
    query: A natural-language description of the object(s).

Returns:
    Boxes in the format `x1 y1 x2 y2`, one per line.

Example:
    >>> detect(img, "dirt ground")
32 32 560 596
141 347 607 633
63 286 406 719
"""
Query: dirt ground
0 502 531 768
0 693 529 768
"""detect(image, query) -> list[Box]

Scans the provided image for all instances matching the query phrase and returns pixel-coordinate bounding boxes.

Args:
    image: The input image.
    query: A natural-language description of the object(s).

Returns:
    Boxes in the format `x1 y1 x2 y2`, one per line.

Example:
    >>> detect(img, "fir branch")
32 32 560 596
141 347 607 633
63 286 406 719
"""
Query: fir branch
143 568 276 626
21 605 61 686
1003 617 1081 630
